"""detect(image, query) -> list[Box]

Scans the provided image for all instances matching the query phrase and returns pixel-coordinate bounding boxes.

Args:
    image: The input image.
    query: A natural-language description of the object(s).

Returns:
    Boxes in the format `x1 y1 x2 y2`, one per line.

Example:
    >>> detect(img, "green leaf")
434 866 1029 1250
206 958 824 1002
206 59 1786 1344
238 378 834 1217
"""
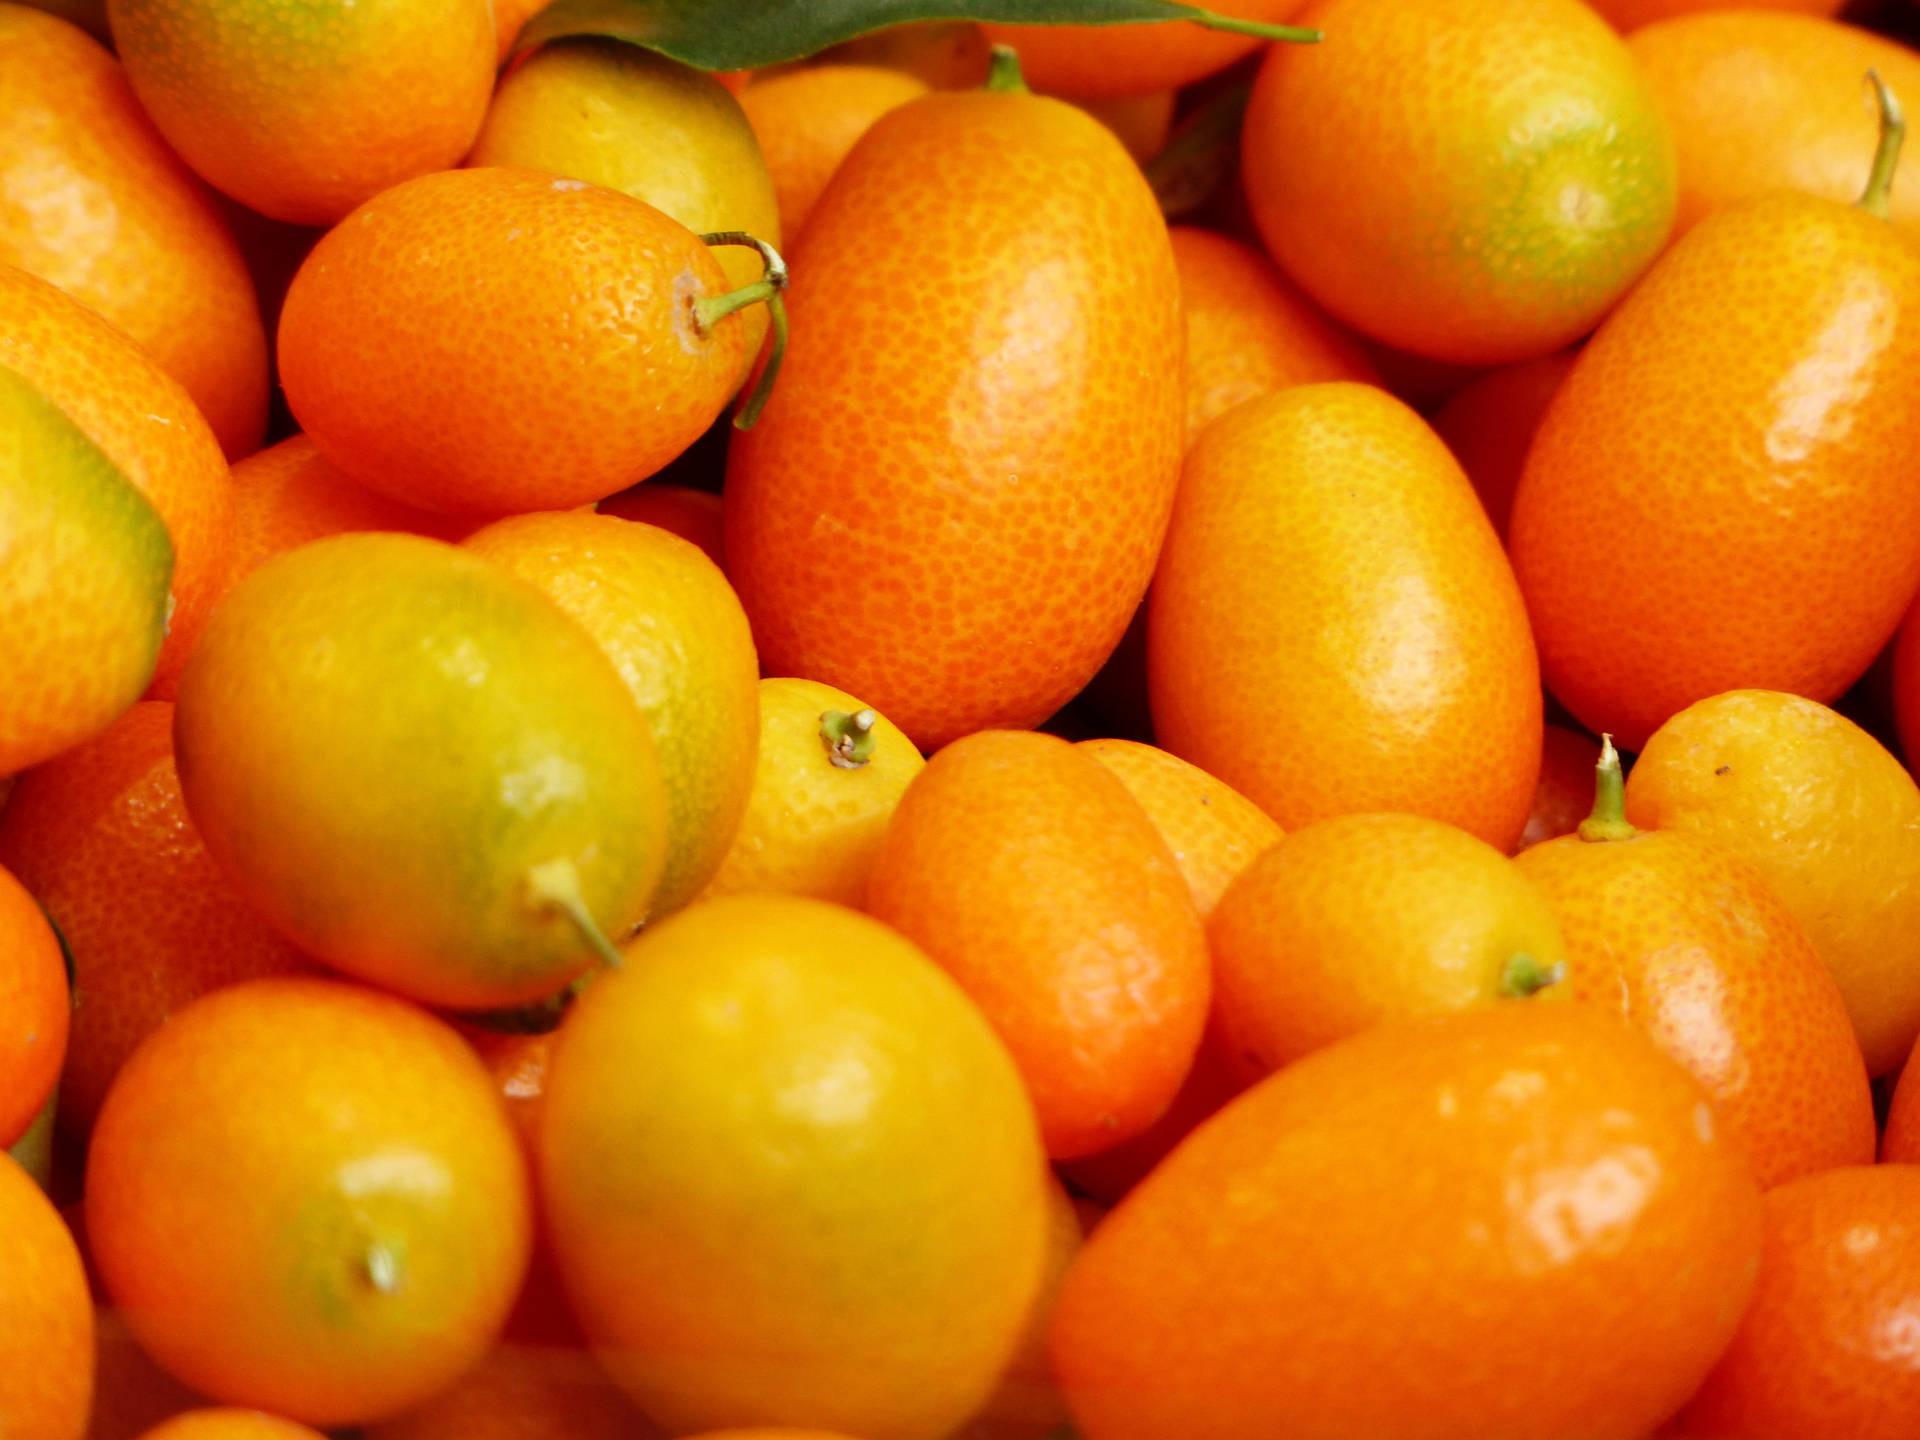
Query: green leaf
511 0 1319 74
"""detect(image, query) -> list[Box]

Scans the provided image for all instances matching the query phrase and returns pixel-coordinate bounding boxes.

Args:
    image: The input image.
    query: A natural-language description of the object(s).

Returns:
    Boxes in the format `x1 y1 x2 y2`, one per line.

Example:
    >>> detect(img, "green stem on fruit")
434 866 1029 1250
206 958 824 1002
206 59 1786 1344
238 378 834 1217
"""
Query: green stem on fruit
1500 952 1566 998
1189 8 1321 43
693 231 790 430
985 43 1029 93
1144 81 1252 218
362 1241 404 1297
821 708 879 769
525 858 625 970
1577 733 1638 843
1860 70 1905 219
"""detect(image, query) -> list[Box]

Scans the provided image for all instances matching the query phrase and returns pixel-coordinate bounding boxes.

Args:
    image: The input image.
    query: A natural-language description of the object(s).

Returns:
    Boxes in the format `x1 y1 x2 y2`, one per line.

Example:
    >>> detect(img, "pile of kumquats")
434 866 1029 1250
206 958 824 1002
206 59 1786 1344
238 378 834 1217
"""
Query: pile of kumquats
11 0 1920 1434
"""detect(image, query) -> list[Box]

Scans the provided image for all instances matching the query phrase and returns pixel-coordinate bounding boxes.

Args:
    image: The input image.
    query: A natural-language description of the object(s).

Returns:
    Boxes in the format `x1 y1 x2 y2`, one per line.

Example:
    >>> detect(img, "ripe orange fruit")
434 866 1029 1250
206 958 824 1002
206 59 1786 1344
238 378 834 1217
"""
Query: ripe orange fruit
1517 722 1603 850
0 701 311 1136
740 65 932 241
596 483 725 571
1628 12 1920 247
539 894 1050 1440
1587 0 1845 36
1240 0 1677 365
1209 811 1571 1082
725 64 1184 752
864 730 1210 1159
86 976 532 1427
278 167 758 517
1508 103 1920 750
702 676 924 907
1624 690 1920 1078
461 510 759 917
106 0 494 225
1669 1165 1920 1439
0 860 67 1149
982 1 1311 100
0 263 232 700
467 39 783 390
172 532 670 1011
1048 1004 1764 1440
0 6 267 459
1074 737 1283 919
1148 382 1542 851
1429 348 1580 541
1169 225 1378 446
131 1413 326 1440
219 434 472 603
0 360 173 775
1517 738 1874 1189
0 1152 91 1440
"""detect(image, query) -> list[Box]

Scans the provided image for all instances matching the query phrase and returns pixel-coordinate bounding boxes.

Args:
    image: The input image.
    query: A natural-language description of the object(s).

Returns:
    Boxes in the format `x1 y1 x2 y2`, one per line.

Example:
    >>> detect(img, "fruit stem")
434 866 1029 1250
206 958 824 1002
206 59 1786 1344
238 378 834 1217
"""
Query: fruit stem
1577 733 1638 843
693 232 791 430
1860 71 1906 219
525 858 625 970
986 43 1029 93
362 1241 403 1297
821 708 879 769
1189 8 1321 43
1500 952 1566 998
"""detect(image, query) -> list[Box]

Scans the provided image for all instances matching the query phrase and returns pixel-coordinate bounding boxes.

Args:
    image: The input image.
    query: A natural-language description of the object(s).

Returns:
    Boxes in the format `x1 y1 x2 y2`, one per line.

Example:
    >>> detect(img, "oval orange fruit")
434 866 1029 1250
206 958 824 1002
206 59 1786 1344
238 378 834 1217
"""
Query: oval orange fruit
1508 102 1920 750
865 729 1210 1160
106 0 495 225
1240 0 1677 365
86 976 532 1427
1517 738 1875 1189
1208 811 1570 1082
1148 381 1542 851
278 167 758 517
540 894 1049 1440
1669 1165 1920 1439
725 62 1184 752
172 532 670 1010
1049 1003 1763 1440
